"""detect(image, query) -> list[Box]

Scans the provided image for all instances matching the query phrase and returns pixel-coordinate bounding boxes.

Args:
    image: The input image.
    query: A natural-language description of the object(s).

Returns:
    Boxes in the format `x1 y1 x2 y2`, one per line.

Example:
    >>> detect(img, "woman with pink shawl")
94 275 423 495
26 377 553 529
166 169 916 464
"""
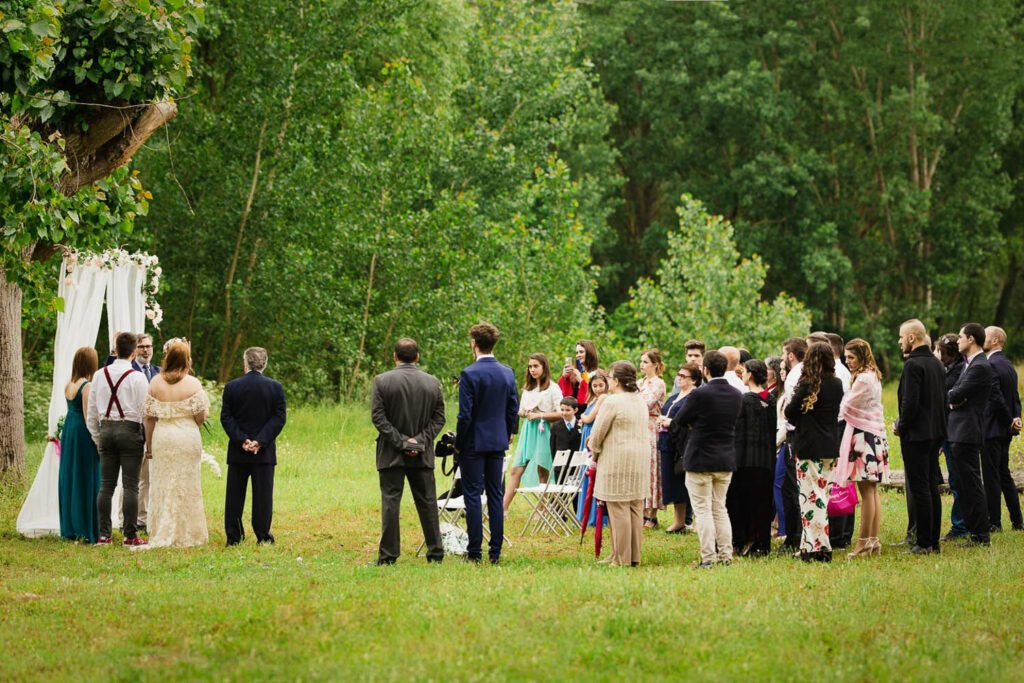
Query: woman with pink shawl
835 339 891 557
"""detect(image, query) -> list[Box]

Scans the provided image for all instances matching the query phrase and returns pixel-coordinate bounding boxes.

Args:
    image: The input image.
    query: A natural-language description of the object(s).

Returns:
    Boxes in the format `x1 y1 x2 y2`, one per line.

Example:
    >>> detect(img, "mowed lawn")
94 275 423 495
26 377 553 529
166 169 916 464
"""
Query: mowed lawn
2 398 1024 682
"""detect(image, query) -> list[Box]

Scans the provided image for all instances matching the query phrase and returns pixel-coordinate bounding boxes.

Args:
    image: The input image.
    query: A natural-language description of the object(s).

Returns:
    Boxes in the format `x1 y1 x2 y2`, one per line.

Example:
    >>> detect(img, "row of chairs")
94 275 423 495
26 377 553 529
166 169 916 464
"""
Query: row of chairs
422 449 590 548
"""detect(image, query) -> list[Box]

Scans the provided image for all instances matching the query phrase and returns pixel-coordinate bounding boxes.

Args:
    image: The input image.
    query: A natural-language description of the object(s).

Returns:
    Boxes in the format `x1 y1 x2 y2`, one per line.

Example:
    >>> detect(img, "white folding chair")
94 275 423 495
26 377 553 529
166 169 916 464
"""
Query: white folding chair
516 450 571 536
416 456 512 556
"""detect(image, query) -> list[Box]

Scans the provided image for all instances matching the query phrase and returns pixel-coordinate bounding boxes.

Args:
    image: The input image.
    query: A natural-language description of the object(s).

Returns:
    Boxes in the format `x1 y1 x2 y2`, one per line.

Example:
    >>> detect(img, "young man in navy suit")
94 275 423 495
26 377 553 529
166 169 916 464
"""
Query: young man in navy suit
947 323 995 546
982 326 1023 531
221 347 287 546
455 322 519 563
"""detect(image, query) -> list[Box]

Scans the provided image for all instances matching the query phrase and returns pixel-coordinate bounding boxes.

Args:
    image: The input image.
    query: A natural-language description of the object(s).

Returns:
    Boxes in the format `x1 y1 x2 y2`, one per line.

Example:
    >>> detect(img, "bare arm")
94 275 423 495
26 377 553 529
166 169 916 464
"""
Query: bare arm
580 394 607 424
144 416 157 459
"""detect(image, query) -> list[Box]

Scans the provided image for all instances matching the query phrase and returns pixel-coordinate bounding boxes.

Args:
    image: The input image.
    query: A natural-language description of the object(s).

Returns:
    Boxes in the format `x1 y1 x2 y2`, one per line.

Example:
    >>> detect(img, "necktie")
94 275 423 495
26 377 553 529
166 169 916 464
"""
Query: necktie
142 365 150 379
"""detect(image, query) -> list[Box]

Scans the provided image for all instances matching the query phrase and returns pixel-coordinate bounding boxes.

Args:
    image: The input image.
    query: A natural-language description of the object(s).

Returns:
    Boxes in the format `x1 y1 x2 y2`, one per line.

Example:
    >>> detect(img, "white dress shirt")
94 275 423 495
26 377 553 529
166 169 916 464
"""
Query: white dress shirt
724 371 746 393
777 361 804 446
87 358 150 438
834 360 851 393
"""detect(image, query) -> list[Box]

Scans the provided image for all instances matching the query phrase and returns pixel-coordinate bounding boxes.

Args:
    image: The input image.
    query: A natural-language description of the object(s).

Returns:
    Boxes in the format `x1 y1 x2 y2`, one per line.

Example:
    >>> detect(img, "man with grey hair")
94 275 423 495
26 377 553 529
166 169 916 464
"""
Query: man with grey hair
221 346 287 545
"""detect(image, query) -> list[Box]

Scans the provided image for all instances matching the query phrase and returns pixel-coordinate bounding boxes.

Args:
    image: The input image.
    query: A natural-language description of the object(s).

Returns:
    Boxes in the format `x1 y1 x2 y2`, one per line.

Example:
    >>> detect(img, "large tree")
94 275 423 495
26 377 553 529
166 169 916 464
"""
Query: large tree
0 0 203 473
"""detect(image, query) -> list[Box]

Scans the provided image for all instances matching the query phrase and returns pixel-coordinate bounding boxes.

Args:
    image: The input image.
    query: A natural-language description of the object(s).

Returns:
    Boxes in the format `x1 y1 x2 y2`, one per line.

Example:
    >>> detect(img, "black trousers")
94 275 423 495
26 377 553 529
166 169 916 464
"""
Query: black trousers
829 512 856 549
225 463 275 544
904 483 917 543
981 436 1023 530
781 445 802 549
378 466 443 563
948 442 990 542
726 467 774 554
96 420 144 539
902 438 943 549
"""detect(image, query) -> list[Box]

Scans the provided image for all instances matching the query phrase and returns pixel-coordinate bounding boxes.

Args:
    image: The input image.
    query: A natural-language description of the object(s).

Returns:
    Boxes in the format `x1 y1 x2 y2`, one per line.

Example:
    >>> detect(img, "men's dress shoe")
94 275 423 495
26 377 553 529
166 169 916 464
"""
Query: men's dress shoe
465 556 482 564
123 536 148 547
906 545 935 555
489 557 501 566
365 559 396 567
990 525 1003 533
941 532 967 542
693 561 715 570
257 535 275 545
1012 525 1024 532
95 537 112 545
965 538 991 547
890 538 913 547
427 557 443 564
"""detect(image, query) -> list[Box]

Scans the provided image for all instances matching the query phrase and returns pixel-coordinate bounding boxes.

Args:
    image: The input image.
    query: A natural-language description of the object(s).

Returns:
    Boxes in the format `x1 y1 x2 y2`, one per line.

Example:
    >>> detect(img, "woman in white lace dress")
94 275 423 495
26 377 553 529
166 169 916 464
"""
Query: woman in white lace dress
142 339 210 548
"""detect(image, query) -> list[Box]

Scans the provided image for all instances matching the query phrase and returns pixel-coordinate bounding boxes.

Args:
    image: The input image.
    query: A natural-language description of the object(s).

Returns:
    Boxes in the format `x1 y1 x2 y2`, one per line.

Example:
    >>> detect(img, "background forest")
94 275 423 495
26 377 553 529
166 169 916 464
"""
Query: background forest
15 0 1024 403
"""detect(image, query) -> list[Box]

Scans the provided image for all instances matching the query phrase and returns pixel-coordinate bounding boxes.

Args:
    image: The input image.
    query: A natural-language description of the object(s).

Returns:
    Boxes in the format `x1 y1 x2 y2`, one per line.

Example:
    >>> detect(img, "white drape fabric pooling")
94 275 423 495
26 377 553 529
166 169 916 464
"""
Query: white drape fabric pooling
16 254 153 538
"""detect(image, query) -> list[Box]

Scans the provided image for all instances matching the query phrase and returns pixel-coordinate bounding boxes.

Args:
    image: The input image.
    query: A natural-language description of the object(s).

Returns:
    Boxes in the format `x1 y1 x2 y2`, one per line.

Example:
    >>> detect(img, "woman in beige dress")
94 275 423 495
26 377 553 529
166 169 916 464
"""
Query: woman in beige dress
588 361 651 567
142 339 210 548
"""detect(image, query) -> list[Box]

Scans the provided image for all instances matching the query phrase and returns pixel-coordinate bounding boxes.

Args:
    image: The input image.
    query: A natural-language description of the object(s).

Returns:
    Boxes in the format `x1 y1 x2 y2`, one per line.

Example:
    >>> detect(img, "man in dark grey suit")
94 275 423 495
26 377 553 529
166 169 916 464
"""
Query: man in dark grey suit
370 338 447 565
982 326 1023 531
947 323 995 546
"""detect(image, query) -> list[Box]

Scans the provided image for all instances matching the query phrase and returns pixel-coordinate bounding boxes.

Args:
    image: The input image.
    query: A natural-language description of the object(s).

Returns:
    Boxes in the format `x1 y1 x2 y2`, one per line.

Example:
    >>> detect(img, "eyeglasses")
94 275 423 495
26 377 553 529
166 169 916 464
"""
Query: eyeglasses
677 373 690 380
137 345 153 349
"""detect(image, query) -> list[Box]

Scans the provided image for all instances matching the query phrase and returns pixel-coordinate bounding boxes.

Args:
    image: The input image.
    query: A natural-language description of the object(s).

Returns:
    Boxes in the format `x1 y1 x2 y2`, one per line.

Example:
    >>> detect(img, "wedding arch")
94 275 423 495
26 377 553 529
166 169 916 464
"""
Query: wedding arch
16 249 161 538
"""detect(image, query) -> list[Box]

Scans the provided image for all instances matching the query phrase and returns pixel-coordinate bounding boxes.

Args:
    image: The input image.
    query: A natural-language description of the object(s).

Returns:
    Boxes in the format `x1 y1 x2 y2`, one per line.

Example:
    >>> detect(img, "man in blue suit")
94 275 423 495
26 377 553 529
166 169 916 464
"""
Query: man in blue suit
221 346 287 546
982 326 1023 531
455 322 519 563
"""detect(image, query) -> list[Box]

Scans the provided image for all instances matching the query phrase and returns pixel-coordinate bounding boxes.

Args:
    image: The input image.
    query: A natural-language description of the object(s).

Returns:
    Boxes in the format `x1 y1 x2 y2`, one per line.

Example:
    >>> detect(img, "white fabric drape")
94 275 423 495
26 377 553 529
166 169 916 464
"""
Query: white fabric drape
17 258 110 538
106 259 148 340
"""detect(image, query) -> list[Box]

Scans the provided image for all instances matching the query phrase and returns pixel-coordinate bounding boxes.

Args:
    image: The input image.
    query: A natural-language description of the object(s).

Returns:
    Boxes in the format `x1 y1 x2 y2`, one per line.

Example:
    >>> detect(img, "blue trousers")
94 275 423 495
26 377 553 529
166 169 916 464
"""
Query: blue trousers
943 441 967 536
460 451 505 560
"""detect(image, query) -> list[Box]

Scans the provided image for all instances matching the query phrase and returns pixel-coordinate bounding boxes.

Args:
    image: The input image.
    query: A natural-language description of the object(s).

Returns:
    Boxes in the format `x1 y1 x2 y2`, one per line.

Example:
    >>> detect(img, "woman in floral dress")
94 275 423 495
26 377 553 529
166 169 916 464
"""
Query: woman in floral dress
638 349 666 528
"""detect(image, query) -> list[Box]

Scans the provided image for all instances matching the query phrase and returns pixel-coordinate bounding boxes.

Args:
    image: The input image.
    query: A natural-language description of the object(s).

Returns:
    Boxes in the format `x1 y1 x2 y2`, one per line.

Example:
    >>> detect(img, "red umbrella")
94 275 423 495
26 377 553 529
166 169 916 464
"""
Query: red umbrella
578 465 597 546
593 502 606 558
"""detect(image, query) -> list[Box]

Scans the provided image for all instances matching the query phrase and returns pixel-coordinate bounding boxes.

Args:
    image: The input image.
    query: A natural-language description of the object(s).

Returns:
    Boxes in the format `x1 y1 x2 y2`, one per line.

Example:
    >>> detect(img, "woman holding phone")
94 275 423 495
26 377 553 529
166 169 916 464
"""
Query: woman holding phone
558 340 599 414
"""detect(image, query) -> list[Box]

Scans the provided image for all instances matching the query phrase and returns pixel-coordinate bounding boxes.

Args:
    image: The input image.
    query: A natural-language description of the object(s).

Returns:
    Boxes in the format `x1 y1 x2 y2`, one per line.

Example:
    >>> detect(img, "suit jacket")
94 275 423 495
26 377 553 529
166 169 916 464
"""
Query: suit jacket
549 420 581 456
671 378 743 472
138 363 161 382
947 352 993 445
455 357 519 455
986 351 1021 439
784 376 843 460
370 363 446 470
895 346 947 442
220 370 287 465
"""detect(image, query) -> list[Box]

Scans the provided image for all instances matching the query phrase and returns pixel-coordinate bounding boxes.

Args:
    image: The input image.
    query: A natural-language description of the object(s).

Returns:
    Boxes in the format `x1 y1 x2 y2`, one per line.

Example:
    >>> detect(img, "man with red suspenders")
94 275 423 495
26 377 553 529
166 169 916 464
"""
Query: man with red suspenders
87 332 151 546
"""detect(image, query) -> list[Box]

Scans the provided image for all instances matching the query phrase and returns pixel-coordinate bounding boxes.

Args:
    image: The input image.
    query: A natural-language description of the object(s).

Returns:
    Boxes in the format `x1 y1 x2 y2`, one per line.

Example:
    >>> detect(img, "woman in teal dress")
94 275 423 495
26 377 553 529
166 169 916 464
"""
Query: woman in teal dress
58 347 101 543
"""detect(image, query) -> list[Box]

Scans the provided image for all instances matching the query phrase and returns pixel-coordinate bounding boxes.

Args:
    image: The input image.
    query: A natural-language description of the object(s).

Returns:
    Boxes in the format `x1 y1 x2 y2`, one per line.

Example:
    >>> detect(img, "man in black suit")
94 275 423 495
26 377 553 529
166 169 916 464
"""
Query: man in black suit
673 350 744 568
549 396 581 484
221 347 287 546
946 323 994 546
983 326 1023 531
895 319 948 554
370 338 447 565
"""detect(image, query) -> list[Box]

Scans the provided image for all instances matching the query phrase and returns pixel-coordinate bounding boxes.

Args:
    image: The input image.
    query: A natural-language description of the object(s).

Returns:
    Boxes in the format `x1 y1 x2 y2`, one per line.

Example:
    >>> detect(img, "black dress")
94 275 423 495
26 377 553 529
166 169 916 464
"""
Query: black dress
659 393 690 505
727 391 777 555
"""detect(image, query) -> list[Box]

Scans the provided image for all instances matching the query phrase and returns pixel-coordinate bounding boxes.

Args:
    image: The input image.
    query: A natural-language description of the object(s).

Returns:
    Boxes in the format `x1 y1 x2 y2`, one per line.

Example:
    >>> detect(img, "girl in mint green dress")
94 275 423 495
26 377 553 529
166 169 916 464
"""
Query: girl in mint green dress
502 353 564 513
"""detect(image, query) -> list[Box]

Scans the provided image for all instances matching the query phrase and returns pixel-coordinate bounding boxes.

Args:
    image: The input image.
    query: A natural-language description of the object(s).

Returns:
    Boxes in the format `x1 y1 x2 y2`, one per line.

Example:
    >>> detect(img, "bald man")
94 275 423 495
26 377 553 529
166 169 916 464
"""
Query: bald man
719 346 745 393
982 326 1023 531
895 319 948 553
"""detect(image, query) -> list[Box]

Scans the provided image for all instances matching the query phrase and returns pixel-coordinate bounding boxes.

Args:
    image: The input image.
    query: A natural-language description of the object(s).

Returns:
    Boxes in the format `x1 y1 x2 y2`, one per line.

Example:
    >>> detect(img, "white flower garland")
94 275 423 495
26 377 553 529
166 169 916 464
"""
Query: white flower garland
64 248 163 328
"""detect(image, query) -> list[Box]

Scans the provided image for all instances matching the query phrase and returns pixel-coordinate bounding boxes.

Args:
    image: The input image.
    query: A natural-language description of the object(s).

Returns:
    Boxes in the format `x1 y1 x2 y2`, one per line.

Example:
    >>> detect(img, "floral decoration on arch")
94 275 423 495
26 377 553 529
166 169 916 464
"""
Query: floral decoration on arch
64 248 163 327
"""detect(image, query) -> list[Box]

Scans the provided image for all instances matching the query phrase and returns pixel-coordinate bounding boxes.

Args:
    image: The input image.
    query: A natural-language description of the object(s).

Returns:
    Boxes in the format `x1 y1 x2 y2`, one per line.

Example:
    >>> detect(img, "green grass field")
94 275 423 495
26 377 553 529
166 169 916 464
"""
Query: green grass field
2 399 1024 682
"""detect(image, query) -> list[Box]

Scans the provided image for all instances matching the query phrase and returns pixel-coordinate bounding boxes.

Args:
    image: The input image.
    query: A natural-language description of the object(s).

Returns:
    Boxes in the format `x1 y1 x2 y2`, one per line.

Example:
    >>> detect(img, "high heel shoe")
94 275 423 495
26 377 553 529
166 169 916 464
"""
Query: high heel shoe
847 537 871 558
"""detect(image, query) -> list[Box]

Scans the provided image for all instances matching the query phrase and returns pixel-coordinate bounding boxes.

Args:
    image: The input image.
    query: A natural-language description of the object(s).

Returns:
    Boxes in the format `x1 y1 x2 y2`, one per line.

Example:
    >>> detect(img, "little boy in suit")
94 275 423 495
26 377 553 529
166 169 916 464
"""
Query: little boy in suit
549 397 581 483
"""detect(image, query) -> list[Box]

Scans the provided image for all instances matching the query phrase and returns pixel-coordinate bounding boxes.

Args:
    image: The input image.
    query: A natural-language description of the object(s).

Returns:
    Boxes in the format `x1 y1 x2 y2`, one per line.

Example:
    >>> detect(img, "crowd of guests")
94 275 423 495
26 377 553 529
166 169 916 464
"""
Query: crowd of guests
371 320 1021 568
54 332 287 549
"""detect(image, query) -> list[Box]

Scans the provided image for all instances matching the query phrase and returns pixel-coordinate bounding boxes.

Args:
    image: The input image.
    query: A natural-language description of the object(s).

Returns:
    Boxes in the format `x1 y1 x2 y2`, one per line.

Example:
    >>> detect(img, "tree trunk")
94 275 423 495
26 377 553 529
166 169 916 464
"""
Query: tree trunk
994 254 1019 326
0 269 25 474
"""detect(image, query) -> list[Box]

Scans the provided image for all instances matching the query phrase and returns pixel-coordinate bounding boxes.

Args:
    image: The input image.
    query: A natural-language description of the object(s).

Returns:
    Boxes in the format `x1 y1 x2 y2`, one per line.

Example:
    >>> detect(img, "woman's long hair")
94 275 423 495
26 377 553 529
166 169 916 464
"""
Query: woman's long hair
641 348 665 376
844 338 882 381
523 352 552 391
587 369 608 403
576 340 599 372
70 347 98 384
162 340 193 385
799 343 835 413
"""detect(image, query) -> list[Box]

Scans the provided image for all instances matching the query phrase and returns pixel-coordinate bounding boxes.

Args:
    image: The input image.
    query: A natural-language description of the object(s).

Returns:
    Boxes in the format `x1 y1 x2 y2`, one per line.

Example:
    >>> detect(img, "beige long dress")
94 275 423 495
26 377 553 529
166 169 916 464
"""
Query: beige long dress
143 391 210 548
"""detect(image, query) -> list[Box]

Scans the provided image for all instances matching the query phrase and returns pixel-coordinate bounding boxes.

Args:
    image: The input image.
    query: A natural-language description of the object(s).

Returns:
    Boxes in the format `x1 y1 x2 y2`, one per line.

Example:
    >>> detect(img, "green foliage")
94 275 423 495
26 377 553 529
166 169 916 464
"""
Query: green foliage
631 195 811 359
0 0 204 123
134 0 617 397
582 0 1023 362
